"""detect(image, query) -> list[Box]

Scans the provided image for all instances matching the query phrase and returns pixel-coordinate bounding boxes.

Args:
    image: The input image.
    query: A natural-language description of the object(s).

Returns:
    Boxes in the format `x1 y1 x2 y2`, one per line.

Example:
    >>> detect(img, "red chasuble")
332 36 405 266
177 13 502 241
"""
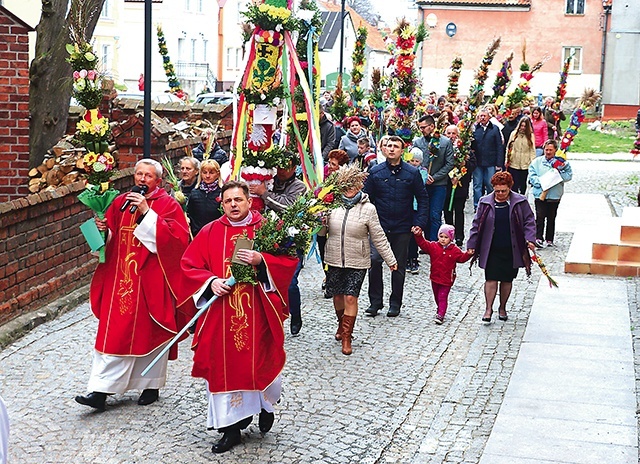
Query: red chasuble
180 212 299 394
90 188 190 357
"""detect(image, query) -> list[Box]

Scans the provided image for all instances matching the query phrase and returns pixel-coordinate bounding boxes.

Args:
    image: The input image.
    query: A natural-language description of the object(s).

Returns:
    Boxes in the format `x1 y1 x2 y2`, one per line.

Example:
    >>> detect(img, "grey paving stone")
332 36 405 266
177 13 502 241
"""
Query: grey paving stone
2 159 640 462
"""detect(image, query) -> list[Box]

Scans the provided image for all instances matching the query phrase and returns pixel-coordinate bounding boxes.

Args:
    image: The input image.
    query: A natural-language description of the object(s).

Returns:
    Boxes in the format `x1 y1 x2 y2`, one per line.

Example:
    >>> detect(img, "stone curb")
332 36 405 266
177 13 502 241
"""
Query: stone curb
0 284 89 351
570 152 639 161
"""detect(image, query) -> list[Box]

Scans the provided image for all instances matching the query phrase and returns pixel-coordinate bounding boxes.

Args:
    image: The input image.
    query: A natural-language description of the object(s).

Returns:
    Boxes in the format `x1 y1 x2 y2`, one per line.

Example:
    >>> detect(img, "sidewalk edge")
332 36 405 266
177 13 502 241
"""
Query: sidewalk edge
0 284 90 351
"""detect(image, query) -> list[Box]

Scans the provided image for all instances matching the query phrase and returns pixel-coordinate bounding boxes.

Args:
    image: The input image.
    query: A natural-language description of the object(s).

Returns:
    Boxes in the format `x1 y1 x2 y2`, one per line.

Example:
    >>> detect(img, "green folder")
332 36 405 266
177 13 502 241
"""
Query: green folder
80 218 106 252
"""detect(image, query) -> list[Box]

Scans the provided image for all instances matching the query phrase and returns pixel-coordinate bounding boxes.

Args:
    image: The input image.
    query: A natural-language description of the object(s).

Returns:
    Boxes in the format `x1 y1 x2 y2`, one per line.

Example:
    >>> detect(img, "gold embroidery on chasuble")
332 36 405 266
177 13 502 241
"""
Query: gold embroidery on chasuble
227 230 251 352
116 224 143 315
230 392 243 409
229 284 250 352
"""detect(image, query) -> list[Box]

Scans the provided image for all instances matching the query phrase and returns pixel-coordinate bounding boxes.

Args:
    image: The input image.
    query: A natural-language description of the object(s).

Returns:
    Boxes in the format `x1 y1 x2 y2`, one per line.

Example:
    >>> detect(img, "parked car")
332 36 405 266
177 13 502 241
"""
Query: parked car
194 92 235 106
114 91 185 104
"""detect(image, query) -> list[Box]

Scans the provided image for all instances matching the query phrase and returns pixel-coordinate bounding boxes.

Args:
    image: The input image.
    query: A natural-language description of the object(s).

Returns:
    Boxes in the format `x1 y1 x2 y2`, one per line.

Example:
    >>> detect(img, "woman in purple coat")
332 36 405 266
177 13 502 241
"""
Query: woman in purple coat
467 171 536 323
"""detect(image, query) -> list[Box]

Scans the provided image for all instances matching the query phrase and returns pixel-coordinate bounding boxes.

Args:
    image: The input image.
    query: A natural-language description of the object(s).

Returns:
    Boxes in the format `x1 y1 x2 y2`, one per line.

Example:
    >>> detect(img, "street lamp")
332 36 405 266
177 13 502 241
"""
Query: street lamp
338 0 346 75
143 0 152 158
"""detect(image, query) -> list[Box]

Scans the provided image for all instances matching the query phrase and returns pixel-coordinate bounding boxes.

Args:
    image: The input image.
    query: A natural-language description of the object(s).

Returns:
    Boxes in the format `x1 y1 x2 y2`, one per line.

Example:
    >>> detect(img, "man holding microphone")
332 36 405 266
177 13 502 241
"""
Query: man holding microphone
75 159 191 411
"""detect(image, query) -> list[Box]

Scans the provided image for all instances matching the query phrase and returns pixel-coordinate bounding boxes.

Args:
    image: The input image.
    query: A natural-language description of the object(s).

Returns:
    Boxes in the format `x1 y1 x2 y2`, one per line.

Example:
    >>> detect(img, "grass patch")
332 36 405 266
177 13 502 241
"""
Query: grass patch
571 128 634 154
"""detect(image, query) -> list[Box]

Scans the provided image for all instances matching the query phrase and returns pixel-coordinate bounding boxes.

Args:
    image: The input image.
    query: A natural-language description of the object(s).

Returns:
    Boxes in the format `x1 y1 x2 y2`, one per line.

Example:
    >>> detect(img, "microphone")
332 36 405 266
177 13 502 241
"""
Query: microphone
120 184 149 213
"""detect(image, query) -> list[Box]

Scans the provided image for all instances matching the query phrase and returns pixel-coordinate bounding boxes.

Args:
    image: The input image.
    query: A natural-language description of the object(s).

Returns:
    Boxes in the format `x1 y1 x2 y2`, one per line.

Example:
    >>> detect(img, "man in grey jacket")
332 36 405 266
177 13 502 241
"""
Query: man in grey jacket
249 153 307 335
412 115 455 240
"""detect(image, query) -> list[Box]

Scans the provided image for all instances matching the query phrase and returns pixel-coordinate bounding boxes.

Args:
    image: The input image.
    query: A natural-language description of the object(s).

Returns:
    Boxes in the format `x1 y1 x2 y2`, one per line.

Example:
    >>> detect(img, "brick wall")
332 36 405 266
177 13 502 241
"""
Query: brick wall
0 11 31 202
0 146 202 326
602 104 638 121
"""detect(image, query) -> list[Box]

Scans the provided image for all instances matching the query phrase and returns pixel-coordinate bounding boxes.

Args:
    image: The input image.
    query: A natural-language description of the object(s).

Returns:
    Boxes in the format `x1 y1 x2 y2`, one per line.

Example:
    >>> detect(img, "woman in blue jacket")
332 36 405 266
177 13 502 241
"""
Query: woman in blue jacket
528 139 572 247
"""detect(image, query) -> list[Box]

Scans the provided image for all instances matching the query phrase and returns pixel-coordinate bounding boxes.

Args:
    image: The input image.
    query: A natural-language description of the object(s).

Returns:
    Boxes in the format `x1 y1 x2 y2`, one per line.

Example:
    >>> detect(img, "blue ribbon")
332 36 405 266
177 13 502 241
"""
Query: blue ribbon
305 23 316 91
306 233 321 264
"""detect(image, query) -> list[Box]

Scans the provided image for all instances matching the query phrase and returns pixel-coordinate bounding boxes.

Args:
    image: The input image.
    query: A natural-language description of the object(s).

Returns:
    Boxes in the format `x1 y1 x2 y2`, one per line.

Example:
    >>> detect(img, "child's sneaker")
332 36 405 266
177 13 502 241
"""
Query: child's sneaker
545 240 554 247
411 259 420 275
434 315 444 325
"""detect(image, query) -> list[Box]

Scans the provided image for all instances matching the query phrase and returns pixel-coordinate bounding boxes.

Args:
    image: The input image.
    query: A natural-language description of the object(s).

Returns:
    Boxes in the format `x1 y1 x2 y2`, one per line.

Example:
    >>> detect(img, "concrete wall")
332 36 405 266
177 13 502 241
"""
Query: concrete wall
602 2 640 106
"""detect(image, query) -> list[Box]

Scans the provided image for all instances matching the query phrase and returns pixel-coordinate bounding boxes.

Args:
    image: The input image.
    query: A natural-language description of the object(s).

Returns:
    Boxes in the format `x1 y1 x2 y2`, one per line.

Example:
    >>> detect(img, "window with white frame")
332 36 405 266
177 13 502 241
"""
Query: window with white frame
562 46 582 73
565 0 585 15
101 44 112 72
203 40 208 62
226 48 242 69
226 47 234 69
191 39 197 62
178 38 185 61
100 0 112 19
185 0 191 11
198 0 203 13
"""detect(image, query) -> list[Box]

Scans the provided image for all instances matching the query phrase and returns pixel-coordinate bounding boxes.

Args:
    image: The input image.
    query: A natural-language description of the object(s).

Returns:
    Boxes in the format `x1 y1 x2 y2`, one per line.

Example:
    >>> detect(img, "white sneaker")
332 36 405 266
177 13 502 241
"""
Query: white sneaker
535 239 546 249
545 240 554 247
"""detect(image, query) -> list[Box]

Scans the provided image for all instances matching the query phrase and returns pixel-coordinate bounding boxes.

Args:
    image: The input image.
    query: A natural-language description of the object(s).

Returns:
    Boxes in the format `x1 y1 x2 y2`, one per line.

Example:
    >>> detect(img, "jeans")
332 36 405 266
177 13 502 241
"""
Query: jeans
534 199 560 242
369 232 411 311
288 250 304 321
426 184 447 241
472 166 496 209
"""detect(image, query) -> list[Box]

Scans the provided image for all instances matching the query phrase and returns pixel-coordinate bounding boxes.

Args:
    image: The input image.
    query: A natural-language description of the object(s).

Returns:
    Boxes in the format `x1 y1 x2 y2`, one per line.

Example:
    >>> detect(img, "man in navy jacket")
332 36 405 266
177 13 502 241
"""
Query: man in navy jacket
471 109 504 210
364 136 429 317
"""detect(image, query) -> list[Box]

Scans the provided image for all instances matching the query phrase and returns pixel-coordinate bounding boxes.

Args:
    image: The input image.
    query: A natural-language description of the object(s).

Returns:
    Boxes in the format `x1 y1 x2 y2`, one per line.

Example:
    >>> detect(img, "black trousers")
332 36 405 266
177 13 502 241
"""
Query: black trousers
508 167 528 195
443 196 466 243
219 416 252 433
534 198 560 242
317 234 327 273
368 232 411 310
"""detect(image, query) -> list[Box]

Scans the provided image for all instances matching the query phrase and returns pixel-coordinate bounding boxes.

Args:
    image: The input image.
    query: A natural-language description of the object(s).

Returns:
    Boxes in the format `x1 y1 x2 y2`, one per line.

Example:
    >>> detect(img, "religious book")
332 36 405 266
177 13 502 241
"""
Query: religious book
231 237 254 265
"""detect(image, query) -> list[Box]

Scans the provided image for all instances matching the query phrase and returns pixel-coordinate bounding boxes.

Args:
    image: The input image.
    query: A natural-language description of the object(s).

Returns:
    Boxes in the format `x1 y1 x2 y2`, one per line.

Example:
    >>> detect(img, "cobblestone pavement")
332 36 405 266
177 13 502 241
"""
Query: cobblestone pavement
1 159 640 464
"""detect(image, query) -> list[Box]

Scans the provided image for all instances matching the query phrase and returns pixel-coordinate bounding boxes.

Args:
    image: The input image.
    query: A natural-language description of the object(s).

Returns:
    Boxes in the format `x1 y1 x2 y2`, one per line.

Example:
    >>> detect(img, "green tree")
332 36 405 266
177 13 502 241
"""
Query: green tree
29 0 106 167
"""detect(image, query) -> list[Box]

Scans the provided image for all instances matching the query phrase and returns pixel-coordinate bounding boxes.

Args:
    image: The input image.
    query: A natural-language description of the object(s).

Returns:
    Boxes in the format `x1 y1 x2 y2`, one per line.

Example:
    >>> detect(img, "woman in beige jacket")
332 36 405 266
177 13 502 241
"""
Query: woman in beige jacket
325 165 397 355
505 116 536 195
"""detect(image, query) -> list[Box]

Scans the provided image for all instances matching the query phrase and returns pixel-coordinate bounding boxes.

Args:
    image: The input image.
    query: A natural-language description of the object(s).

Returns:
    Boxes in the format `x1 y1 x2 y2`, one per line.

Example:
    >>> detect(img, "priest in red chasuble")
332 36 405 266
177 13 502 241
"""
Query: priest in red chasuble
75 159 191 411
180 181 298 454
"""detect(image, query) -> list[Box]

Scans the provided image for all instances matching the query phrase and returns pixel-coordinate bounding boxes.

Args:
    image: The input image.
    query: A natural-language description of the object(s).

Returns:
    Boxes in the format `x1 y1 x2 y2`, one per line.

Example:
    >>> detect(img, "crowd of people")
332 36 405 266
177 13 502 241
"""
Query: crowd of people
72 90 572 455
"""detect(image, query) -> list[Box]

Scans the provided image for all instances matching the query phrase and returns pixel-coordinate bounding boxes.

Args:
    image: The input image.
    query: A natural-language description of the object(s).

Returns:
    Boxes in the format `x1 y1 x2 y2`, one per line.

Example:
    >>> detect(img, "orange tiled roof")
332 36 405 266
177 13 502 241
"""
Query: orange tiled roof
318 0 389 52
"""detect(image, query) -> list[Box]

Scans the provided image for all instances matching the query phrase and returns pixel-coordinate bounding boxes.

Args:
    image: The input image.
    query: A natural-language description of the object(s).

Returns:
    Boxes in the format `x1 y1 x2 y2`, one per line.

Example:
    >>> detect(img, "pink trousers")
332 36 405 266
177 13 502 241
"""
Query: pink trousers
431 281 452 318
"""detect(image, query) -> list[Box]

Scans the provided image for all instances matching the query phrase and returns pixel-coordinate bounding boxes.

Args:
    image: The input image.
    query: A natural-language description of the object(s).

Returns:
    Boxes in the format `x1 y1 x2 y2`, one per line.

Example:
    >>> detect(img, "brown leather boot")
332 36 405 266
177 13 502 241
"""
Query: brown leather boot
335 309 345 341
341 315 356 355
